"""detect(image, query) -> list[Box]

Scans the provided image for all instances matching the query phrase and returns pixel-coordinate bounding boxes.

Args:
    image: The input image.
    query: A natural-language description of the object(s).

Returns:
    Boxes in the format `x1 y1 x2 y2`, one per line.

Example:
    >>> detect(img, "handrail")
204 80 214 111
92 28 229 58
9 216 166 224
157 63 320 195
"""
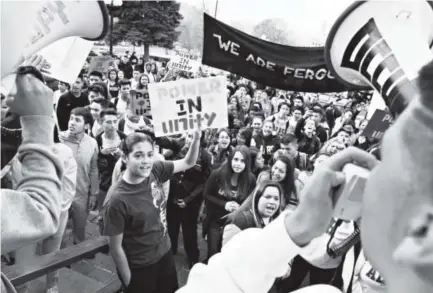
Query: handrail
3 236 109 286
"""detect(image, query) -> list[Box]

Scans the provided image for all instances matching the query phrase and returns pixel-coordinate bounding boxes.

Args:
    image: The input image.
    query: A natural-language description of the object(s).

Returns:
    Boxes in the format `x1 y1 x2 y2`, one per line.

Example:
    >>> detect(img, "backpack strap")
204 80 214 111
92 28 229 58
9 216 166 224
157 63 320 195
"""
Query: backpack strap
346 241 363 293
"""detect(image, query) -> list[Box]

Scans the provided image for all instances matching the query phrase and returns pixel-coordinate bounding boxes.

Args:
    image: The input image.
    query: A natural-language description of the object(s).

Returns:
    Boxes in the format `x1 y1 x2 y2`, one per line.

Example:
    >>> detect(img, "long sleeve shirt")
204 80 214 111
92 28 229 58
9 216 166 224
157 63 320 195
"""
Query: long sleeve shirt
55 92 89 131
1 116 63 293
204 170 256 222
178 211 342 293
59 131 99 197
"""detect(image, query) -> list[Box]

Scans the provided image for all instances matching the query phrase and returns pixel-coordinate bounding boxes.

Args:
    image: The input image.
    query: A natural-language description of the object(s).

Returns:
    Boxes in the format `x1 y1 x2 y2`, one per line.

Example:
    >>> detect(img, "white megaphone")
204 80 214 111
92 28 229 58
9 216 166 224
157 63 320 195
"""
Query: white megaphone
1 0 109 88
325 0 433 117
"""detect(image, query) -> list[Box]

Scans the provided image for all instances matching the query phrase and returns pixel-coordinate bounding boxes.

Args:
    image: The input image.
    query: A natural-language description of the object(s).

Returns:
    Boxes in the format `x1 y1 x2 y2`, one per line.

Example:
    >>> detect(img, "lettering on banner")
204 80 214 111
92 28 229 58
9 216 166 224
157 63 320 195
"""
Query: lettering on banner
282 67 335 80
212 34 240 56
31 1 69 45
245 53 276 71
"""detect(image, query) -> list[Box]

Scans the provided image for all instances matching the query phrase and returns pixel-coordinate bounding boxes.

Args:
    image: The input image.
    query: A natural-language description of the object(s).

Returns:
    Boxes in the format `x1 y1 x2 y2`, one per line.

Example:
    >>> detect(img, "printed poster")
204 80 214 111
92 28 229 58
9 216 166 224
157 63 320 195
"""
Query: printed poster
148 76 228 137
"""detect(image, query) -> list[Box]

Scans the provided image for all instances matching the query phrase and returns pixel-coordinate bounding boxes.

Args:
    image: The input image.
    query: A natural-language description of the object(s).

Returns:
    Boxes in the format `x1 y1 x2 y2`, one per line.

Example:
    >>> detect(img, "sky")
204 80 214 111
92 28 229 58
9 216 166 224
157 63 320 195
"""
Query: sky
181 0 356 45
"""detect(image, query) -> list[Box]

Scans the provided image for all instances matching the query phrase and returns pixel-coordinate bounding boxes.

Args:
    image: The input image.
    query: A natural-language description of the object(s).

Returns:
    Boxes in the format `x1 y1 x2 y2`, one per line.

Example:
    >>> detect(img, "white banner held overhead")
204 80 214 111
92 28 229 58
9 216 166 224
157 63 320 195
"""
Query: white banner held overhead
148 76 228 137
39 37 94 84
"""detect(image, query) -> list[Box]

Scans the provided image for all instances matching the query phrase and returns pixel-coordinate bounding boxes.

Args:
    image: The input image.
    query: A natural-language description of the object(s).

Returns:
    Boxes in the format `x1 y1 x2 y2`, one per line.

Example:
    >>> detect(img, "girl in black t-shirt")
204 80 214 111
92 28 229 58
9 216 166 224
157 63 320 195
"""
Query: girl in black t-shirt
106 69 119 98
102 131 202 293
203 145 256 260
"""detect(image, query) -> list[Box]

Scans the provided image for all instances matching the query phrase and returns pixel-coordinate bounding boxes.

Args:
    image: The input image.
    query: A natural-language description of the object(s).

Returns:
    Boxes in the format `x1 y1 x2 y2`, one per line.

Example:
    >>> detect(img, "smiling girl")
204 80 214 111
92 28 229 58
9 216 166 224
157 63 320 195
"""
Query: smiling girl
208 128 234 170
257 154 297 211
101 129 201 293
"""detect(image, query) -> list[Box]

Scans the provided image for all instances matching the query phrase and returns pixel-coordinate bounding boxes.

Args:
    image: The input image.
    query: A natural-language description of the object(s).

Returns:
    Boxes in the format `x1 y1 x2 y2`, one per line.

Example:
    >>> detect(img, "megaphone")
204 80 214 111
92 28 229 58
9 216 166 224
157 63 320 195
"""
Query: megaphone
325 0 433 117
1 0 109 79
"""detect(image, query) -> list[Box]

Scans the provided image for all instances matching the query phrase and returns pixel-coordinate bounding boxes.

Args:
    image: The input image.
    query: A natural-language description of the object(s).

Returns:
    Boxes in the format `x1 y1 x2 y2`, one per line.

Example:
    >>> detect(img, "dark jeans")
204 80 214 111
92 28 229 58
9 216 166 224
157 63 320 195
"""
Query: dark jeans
276 255 343 293
206 219 223 260
167 199 201 264
119 251 179 293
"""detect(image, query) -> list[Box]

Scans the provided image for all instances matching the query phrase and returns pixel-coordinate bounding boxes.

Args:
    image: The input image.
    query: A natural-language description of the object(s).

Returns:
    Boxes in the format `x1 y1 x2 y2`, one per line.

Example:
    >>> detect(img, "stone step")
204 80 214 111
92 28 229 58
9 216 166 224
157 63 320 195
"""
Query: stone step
20 267 105 293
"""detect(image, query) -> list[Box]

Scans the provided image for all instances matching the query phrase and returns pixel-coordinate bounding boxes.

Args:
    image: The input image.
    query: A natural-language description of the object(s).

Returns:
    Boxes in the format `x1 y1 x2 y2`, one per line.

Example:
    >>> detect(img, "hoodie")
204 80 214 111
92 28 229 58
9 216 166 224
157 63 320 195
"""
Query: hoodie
1 116 63 293
222 184 282 246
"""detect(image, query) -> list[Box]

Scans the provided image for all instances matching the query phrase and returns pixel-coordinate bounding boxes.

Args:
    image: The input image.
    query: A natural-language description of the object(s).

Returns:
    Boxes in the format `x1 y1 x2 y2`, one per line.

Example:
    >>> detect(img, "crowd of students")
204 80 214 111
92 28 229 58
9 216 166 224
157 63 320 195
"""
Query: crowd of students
1 51 388 293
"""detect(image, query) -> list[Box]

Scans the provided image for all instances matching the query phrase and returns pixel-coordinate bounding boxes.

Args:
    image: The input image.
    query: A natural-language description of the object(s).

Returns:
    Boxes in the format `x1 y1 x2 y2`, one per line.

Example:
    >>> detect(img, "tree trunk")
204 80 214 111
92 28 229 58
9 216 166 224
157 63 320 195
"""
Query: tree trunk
144 43 150 63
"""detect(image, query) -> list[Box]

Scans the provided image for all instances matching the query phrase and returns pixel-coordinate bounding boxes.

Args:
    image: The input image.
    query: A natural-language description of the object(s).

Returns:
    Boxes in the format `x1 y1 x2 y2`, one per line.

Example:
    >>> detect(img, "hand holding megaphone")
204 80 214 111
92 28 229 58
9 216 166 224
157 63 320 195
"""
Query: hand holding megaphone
6 67 54 117
285 147 378 246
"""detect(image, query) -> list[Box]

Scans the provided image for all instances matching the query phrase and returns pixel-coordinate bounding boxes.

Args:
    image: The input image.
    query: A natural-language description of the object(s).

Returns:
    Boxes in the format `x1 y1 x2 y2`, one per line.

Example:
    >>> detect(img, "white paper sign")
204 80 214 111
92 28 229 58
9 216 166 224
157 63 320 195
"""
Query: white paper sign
88 56 115 74
148 76 228 137
38 37 94 84
168 51 201 73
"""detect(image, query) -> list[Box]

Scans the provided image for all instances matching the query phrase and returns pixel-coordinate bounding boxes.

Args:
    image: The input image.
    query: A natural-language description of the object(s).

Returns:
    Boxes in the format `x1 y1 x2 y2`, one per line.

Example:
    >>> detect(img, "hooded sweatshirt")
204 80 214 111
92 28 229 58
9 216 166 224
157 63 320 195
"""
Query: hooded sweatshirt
1 116 63 293
222 185 282 246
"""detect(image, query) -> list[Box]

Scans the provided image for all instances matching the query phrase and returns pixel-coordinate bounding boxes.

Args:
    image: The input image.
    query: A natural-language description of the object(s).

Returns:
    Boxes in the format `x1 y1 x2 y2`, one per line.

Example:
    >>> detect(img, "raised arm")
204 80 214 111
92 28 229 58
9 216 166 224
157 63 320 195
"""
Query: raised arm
1 72 63 253
172 130 201 174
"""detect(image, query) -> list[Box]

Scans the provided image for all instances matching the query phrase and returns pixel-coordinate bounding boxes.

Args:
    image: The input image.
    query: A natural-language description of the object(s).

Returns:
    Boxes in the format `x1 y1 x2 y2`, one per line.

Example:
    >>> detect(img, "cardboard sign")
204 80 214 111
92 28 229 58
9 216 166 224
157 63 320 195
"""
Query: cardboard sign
130 89 152 118
168 51 200 73
361 109 393 139
88 56 115 74
38 37 94 84
148 76 228 137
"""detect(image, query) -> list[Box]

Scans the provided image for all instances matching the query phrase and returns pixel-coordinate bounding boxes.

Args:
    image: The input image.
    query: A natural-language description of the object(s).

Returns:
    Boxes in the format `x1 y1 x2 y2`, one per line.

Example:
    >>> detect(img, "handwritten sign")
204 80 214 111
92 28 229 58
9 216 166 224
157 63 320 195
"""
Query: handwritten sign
361 109 393 140
130 89 152 118
148 76 228 137
168 51 200 73
88 56 115 74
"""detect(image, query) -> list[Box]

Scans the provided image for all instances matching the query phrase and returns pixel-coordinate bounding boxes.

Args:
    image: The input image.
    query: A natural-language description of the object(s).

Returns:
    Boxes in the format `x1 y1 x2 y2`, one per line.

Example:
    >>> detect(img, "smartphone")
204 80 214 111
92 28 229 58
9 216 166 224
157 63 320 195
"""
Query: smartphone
333 163 370 221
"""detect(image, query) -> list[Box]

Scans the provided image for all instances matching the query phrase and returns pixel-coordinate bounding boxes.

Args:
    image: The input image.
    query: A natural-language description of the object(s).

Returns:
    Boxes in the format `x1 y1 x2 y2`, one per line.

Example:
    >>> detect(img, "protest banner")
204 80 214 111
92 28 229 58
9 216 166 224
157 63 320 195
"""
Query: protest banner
148 76 228 137
38 37 94 84
88 56 115 74
130 89 152 118
168 51 201 73
202 13 361 93
361 109 393 140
